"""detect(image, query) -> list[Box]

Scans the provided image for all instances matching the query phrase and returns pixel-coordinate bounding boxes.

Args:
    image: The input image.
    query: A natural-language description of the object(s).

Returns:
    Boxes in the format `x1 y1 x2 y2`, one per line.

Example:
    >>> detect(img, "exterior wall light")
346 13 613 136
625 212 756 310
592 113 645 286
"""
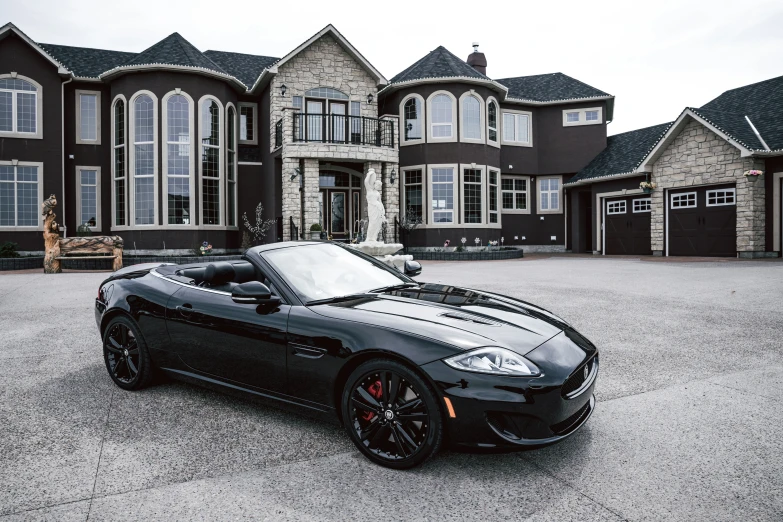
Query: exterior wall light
390 169 396 184
290 167 300 182
280 84 287 96
367 93 374 104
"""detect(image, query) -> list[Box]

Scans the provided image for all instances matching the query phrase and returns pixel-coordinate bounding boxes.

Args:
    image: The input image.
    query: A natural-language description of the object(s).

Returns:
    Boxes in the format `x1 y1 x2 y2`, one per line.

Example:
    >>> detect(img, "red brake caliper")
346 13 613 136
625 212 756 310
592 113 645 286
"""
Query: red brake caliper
362 380 383 421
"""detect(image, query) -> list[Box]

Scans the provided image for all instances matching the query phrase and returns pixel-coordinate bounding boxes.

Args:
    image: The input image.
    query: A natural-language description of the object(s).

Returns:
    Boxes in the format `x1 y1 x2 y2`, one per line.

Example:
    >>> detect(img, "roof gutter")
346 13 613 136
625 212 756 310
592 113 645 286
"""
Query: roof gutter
564 170 645 187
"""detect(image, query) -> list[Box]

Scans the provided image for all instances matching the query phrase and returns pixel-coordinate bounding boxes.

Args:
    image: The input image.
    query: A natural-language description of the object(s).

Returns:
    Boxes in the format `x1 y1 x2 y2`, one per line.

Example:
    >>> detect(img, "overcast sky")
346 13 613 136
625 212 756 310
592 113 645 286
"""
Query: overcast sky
5 0 782 135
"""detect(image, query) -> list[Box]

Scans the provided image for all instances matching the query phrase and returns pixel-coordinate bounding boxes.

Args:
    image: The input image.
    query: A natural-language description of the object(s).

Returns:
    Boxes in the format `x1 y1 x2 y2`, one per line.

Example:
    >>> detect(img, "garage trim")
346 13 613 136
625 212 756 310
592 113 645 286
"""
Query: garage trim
596 188 645 255
773 172 783 253
665 181 738 257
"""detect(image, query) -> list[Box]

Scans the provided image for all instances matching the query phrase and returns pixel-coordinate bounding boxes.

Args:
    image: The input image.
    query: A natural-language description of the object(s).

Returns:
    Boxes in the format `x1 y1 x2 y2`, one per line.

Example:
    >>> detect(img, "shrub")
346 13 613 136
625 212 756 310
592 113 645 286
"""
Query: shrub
0 242 20 258
310 223 323 232
76 224 92 237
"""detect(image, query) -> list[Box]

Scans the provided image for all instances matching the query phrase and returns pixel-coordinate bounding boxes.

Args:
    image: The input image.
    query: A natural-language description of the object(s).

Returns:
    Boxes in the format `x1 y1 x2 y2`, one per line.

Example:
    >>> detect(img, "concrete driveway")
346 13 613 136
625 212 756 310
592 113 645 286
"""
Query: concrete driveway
1 257 781 521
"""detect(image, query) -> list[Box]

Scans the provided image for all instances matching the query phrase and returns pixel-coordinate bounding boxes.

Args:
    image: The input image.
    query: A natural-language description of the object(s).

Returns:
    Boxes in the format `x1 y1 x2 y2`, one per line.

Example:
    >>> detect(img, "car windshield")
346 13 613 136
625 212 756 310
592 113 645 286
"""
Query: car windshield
262 243 409 303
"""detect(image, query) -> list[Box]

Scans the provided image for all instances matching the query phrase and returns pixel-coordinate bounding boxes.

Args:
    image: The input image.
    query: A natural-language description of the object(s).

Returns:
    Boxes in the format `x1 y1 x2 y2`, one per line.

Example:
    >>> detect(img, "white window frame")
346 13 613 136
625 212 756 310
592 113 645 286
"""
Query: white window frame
162 90 195 228
0 73 43 140
426 91 457 143
459 164 486 226
486 97 500 148
487 168 501 226
226 103 238 228
199 95 225 228
75 89 101 145
459 90 485 144
129 90 159 227
538 175 563 214
238 101 258 145
706 188 736 207
562 106 603 127
401 164 426 224
75 165 101 231
0 160 44 231
110 95 127 230
500 175 531 215
633 198 651 213
671 192 697 209
501 109 532 147
427 163 458 226
607 200 626 215
399 93 425 146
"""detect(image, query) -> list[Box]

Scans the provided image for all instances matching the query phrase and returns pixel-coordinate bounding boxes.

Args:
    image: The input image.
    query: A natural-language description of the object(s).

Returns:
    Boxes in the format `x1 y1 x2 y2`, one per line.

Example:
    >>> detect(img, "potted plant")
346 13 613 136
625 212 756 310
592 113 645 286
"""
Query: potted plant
744 169 763 182
199 241 213 255
640 181 657 194
309 223 323 240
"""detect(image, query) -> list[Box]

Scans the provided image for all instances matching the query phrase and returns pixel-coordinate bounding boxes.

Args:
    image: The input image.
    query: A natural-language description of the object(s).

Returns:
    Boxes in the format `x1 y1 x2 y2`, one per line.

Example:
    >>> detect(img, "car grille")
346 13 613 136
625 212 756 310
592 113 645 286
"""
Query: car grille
485 412 550 441
550 399 592 435
561 356 597 398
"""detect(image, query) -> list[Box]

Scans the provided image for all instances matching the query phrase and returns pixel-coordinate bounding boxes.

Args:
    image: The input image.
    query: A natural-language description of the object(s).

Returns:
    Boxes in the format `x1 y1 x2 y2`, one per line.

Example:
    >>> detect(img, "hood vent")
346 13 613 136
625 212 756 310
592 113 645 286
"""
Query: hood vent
439 311 501 326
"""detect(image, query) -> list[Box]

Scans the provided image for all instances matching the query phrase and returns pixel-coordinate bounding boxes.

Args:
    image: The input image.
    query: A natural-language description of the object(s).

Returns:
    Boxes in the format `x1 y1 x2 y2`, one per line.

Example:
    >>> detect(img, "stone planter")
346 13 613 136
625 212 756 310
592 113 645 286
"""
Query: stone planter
309 231 321 240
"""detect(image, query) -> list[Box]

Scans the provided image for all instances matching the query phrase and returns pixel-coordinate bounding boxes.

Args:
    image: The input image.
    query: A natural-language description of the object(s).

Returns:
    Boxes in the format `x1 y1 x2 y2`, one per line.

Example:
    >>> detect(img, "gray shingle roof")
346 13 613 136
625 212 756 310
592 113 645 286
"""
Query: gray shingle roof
568 123 673 184
123 33 228 74
203 50 279 88
390 46 489 84
38 43 136 78
496 73 610 102
687 107 765 151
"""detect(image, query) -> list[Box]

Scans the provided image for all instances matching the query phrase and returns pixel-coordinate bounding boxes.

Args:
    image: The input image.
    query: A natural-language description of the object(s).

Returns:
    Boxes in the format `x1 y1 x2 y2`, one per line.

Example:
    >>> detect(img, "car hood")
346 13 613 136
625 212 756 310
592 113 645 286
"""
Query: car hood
308 283 570 355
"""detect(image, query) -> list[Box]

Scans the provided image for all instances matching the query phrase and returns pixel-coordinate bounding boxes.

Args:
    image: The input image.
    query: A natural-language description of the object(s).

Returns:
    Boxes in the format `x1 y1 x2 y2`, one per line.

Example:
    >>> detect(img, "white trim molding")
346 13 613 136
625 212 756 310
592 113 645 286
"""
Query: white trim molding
537 175 563 214
562 107 603 127
459 90 485 145
75 165 102 231
426 90 457 143
459 164 487 226
75 89 101 144
0 73 43 140
486 96 500 148
500 174 531 215
401 164 426 224
400 93 425 146
594 188 645 254
226 102 239 228
129 90 159 227
198 95 225 228
0 160 44 231
161 90 196 228
773 172 783 253
237 101 258 145
110 94 127 230
501 108 532 147
427 163 458 226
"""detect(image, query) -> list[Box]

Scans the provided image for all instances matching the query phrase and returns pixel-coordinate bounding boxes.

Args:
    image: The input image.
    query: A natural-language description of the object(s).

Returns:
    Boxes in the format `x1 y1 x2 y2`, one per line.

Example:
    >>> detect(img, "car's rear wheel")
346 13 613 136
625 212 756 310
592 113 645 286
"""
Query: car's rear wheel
341 359 443 469
102 315 154 390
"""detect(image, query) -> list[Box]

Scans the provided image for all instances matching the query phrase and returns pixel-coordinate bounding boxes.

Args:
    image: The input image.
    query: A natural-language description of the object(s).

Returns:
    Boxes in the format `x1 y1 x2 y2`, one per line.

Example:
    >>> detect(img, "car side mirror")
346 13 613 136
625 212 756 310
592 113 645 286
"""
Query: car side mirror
404 260 422 277
232 281 281 306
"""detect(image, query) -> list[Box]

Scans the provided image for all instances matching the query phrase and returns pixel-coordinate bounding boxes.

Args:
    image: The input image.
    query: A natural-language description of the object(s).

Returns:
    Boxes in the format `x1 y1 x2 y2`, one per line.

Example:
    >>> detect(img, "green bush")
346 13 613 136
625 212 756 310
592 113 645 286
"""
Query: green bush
76 223 92 237
0 242 20 258
310 223 323 232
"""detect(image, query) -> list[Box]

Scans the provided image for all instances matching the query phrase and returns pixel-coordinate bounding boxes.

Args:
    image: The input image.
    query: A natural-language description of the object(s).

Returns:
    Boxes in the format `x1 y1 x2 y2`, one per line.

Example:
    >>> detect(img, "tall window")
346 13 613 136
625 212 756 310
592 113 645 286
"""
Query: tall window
133 94 156 225
502 111 531 145
165 94 191 225
77 167 100 229
431 94 453 138
487 101 498 143
238 102 256 144
403 97 422 142
200 98 222 225
462 95 481 140
77 91 100 144
488 170 499 223
0 163 39 227
463 168 483 223
403 169 423 222
227 106 237 227
539 177 560 212
113 99 126 226
502 176 528 212
350 101 361 144
0 76 39 137
431 167 454 223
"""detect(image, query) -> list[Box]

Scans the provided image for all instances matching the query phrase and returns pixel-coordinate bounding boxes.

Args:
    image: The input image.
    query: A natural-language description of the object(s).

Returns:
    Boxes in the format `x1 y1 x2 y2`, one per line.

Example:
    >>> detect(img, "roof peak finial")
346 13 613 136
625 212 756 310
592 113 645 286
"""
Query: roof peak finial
472 42 479 53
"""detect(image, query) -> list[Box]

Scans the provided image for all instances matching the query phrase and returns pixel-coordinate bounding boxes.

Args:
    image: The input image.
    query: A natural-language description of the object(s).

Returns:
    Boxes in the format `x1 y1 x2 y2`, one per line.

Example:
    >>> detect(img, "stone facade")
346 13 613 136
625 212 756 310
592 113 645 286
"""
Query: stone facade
650 119 766 254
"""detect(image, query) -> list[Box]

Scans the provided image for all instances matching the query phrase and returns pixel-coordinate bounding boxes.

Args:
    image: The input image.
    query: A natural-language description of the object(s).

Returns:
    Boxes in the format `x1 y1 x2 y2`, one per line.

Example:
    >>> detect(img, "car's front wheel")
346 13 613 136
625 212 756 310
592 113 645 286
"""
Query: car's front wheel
102 315 154 390
341 359 443 469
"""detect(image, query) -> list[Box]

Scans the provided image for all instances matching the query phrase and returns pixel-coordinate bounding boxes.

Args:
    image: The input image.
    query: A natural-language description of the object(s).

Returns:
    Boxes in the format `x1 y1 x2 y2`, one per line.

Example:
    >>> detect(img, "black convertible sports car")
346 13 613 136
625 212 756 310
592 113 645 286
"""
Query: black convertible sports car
95 241 598 469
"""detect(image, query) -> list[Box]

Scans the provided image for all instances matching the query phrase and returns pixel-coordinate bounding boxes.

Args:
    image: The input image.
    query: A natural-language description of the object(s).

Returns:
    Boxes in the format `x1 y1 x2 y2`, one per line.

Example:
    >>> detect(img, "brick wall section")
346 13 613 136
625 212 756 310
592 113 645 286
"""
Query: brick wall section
651 119 766 254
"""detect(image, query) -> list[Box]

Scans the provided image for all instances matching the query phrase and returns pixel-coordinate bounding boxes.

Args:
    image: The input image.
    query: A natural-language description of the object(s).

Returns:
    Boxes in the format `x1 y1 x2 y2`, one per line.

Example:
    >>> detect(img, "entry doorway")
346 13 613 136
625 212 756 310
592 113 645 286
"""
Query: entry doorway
318 168 363 241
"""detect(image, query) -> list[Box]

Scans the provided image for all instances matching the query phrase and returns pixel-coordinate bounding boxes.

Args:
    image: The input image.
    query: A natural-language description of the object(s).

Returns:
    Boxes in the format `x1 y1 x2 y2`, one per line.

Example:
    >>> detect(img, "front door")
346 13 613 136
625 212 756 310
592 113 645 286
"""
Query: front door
323 190 348 241
305 100 324 142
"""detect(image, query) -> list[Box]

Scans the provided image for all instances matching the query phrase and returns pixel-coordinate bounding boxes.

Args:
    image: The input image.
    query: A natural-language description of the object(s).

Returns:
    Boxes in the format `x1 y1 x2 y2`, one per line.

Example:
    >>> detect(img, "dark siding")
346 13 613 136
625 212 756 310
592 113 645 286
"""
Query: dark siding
0 33 64 251
256 83 281 243
535 101 608 174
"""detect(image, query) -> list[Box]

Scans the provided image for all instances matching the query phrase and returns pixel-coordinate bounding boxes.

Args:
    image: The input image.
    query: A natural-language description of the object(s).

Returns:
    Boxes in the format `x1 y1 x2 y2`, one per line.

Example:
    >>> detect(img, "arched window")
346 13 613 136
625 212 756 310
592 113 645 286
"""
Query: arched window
132 93 157 225
200 97 223 226
0 75 41 138
430 93 453 139
487 100 498 143
226 105 237 227
112 97 126 227
164 93 193 225
462 94 481 140
304 87 349 100
402 96 422 142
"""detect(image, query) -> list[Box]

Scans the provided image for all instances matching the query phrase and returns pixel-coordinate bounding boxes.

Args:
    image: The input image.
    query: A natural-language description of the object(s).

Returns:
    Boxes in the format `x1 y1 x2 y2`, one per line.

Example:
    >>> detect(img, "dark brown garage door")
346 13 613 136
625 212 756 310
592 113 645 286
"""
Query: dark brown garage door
604 196 652 255
668 184 736 257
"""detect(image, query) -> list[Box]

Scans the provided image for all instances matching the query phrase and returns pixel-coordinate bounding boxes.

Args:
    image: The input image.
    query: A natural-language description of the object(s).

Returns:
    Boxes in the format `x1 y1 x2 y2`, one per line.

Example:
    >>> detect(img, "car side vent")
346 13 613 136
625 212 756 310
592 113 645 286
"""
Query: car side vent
439 311 501 326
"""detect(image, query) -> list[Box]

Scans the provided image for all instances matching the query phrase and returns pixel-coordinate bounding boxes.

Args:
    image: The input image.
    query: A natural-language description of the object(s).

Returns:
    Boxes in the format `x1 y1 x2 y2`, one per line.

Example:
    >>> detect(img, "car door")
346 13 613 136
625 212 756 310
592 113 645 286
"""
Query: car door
166 284 290 393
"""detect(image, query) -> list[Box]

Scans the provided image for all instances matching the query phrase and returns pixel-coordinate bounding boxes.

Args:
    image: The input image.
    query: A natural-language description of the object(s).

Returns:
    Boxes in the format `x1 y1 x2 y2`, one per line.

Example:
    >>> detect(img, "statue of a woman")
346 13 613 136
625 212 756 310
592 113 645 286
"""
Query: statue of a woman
364 168 386 243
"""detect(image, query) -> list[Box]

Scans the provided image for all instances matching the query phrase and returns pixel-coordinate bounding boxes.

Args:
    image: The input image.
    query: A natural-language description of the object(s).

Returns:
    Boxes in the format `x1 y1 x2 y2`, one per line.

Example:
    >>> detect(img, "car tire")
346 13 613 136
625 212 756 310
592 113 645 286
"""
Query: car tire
341 359 443 469
102 315 154 391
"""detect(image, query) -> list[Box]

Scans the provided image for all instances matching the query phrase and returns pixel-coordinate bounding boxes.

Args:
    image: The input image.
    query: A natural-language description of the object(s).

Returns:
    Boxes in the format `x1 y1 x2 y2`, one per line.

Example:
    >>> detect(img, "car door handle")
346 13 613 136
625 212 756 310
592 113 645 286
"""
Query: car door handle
177 304 194 317
292 344 326 359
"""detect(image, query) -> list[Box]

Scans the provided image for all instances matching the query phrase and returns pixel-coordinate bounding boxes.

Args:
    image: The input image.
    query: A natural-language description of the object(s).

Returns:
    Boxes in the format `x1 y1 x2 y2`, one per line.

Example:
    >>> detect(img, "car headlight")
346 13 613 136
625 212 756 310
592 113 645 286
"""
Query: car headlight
443 347 540 376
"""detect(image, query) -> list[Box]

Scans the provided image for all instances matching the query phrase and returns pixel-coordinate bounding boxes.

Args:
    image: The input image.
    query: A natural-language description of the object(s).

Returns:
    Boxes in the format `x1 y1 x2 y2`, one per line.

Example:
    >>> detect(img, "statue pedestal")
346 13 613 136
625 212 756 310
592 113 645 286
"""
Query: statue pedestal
347 241 412 271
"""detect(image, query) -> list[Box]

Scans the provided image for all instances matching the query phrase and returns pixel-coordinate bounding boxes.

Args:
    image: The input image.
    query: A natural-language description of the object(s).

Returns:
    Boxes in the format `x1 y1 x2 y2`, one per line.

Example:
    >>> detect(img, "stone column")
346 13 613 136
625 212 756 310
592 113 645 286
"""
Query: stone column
737 158 766 256
382 162 400 226
281 156 301 240
302 158 321 237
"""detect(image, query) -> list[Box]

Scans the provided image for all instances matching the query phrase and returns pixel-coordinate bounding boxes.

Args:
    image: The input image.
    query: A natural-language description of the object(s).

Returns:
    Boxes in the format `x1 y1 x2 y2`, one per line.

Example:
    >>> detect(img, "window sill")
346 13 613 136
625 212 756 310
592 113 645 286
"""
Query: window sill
0 131 42 140
501 209 531 215
427 136 457 144
460 138 485 145
500 141 533 148
239 140 258 146
537 209 563 215
0 226 43 232
400 139 425 147
487 140 500 149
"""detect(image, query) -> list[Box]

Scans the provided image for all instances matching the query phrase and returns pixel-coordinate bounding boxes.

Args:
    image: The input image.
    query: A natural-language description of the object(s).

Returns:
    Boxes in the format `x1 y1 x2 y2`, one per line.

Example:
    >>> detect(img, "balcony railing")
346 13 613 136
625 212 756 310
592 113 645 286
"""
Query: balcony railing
274 119 283 149
293 114 394 148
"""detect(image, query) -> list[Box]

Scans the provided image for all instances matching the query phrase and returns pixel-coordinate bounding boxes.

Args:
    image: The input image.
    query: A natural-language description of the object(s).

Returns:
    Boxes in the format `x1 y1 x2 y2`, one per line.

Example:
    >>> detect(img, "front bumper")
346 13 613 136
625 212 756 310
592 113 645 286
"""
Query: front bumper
420 345 598 449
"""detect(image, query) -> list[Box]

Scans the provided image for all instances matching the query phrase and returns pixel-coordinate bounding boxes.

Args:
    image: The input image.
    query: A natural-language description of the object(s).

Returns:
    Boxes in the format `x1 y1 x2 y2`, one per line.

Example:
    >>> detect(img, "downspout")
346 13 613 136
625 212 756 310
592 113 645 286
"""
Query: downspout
61 76 73 237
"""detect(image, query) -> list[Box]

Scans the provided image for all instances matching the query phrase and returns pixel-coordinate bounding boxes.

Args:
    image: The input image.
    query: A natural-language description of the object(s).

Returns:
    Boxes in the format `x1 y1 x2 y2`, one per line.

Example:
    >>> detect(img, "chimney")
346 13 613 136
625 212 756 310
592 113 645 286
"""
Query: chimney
467 42 487 75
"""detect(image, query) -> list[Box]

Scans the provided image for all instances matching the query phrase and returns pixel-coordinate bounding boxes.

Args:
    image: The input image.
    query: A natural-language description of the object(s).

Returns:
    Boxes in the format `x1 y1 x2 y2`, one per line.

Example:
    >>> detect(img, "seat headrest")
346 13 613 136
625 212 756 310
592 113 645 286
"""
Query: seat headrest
231 261 257 284
180 266 207 283
204 262 235 286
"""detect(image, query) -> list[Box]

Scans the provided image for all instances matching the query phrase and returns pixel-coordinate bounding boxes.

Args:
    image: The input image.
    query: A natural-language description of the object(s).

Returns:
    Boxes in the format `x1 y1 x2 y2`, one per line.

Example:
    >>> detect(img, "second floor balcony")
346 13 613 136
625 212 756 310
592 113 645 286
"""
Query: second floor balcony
291 113 395 148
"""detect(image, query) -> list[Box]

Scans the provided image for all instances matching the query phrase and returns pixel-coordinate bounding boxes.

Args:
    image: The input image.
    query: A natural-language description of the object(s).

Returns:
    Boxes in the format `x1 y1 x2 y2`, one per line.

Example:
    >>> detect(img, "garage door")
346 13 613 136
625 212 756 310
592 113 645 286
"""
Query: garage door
604 196 652 255
668 185 736 257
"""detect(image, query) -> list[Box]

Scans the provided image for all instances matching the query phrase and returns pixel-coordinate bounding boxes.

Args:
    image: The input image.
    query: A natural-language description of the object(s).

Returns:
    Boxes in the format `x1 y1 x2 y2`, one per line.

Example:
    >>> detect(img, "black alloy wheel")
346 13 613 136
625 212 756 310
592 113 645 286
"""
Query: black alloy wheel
103 316 153 390
342 359 443 469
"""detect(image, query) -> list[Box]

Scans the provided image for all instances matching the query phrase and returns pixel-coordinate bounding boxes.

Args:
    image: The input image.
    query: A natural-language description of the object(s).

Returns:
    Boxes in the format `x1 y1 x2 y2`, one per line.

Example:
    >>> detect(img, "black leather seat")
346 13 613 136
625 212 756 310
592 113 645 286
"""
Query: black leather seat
203 262 237 292
180 266 207 284
230 261 257 284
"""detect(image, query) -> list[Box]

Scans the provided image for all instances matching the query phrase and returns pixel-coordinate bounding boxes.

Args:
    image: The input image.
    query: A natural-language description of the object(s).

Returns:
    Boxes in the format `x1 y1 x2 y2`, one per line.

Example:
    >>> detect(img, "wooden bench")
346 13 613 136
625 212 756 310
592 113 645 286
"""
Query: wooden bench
56 236 124 271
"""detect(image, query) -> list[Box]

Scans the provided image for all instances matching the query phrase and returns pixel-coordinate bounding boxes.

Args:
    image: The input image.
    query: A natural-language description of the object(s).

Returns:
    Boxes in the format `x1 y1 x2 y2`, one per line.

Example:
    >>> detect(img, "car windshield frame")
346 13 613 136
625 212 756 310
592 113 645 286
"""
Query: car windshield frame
260 243 414 305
